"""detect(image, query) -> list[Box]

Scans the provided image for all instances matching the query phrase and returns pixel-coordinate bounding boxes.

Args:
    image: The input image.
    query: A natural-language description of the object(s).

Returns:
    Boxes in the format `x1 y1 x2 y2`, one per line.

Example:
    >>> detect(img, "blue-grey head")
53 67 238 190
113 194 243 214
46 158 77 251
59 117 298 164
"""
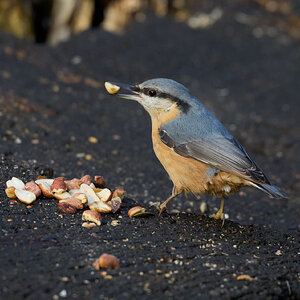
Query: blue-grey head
105 78 194 118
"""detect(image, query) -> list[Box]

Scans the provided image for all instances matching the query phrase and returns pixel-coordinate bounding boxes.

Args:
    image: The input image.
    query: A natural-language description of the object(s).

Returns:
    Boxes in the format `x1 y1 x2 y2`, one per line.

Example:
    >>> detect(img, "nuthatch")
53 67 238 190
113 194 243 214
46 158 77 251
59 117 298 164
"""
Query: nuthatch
105 78 285 220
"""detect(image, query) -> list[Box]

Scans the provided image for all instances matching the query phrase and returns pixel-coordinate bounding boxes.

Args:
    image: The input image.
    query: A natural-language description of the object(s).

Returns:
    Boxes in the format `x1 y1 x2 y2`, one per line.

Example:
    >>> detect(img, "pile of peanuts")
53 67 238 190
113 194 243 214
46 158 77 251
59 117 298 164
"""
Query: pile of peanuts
5 175 150 228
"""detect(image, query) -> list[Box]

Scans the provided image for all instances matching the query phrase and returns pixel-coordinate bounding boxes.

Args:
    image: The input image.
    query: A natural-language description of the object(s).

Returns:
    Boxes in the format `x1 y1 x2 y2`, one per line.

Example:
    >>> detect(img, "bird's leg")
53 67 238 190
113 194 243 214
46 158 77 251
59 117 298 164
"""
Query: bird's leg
184 190 188 200
158 187 182 214
210 197 225 220
172 185 176 196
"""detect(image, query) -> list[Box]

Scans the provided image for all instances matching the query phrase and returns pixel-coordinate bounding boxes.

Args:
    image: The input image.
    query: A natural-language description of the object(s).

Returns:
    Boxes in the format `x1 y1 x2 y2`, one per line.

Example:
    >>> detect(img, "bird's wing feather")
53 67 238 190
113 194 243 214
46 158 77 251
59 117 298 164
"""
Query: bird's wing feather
159 128 270 185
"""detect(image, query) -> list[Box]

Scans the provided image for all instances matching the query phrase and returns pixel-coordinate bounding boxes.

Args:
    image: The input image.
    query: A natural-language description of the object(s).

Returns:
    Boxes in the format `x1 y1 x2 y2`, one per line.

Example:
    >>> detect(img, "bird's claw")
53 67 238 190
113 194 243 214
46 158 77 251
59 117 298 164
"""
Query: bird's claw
156 202 167 216
210 210 226 227
209 211 225 221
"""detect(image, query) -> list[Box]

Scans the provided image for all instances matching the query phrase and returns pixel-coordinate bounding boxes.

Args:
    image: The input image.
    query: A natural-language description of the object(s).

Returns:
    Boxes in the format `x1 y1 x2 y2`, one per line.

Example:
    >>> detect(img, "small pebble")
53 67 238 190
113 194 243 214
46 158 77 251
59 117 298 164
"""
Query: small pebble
200 202 207 213
88 136 98 144
59 289 67 298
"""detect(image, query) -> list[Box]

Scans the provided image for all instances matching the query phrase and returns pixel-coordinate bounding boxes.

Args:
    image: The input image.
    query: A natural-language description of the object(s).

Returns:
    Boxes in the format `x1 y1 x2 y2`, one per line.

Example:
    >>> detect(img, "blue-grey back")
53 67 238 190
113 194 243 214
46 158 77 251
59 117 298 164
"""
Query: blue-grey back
162 94 232 143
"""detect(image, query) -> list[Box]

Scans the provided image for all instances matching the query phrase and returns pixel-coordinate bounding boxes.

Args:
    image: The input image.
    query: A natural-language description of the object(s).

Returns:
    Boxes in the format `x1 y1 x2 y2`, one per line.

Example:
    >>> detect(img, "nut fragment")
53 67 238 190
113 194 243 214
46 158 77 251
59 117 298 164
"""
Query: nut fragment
54 191 71 200
89 201 112 213
93 259 100 270
107 197 122 213
38 182 54 198
80 175 92 185
94 176 106 188
69 189 81 196
128 206 146 217
112 188 126 200
82 222 97 228
92 187 102 193
111 220 121 226
5 187 16 198
98 253 120 269
89 182 96 189
80 184 112 213
80 183 100 205
51 178 67 194
35 178 54 186
104 82 120 94
65 179 81 190
15 189 36 204
6 177 25 190
236 274 254 281
73 193 87 205
60 197 83 209
96 188 112 202
82 210 101 226
58 202 77 214
25 181 41 197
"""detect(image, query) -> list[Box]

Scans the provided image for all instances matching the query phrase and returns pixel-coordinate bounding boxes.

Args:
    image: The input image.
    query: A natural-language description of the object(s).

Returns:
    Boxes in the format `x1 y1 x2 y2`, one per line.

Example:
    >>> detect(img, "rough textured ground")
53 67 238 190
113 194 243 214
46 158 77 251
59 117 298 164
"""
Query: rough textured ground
0 2 299 299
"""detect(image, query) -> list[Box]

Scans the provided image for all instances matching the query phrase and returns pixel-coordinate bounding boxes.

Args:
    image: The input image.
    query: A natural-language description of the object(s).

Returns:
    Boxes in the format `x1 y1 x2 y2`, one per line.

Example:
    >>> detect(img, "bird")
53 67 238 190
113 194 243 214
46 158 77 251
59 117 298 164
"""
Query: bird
104 78 285 220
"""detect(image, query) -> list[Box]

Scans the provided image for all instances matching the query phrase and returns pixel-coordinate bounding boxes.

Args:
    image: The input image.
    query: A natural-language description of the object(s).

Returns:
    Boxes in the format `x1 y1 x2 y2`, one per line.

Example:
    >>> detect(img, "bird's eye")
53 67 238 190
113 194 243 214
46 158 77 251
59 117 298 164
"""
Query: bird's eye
148 89 157 97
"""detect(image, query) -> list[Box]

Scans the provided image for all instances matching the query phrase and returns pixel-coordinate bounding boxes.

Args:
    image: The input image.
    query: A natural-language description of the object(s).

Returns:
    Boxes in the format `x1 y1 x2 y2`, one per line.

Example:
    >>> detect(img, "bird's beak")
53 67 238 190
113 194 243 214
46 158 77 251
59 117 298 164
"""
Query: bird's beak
104 81 141 101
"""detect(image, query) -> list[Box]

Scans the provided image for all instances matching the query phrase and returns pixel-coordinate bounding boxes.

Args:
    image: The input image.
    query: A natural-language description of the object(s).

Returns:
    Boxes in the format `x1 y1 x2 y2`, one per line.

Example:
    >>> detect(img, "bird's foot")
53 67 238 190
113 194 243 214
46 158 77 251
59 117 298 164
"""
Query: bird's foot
156 201 168 216
156 190 182 216
210 210 225 221
210 210 226 227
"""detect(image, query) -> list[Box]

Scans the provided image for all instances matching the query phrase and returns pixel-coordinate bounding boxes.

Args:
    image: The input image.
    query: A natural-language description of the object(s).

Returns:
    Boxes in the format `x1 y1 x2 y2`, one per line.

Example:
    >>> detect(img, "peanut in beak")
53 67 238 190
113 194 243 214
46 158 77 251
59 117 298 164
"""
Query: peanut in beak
104 82 120 94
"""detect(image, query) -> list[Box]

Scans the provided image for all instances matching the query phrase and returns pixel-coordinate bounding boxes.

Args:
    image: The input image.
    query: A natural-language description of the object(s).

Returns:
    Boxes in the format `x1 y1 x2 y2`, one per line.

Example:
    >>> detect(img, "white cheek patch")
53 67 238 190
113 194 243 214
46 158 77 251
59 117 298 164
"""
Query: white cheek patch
165 103 177 112
139 95 175 115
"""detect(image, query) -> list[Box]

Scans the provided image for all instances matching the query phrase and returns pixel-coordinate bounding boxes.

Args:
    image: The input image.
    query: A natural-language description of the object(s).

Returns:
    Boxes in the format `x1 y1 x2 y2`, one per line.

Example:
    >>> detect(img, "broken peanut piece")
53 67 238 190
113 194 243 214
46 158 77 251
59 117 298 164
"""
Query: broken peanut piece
80 175 92 185
82 210 101 226
104 82 120 94
73 193 87 205
51 178 67 194
237 274 254 281
35 178 54 186
112 188 126 200
65 179 81 190
69 189 81 196
15 189 36 204
94 176 106 188
5 187 16 198
89 201 112 213
80 184 112 213
80 183 99 204
60 197 83 210
93 259 100 270
107 197 122 213
54 192 71 201
25 181 41 197
6 177 25 190
38 182 54 198
82 222 97 229
58 202 77 214
96 188 112 202
128 206 146 217
98 253 120 269
92 187 102 193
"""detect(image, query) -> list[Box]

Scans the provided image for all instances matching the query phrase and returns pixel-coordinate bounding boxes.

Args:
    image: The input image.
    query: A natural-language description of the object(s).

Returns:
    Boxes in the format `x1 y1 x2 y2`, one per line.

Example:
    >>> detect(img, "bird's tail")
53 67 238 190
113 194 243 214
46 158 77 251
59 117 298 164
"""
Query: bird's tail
250 182 287 199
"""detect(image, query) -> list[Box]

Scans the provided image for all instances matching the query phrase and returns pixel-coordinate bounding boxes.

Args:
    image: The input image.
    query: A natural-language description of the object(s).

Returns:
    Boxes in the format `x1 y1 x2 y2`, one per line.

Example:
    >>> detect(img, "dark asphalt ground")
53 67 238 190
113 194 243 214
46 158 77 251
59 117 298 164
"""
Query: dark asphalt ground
0 3 299 299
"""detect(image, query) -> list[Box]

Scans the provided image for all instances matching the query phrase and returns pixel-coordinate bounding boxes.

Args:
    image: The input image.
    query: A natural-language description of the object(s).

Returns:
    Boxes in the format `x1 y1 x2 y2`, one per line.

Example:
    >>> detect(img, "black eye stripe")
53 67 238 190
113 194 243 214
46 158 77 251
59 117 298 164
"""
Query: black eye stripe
131 86 141 92
141 88 157 96
133 86 191 113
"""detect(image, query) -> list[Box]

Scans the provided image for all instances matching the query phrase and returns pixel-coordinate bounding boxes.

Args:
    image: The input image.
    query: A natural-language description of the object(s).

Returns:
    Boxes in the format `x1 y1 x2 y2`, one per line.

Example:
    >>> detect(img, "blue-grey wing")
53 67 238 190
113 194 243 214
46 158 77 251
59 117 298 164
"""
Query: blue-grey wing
159 128 270 185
